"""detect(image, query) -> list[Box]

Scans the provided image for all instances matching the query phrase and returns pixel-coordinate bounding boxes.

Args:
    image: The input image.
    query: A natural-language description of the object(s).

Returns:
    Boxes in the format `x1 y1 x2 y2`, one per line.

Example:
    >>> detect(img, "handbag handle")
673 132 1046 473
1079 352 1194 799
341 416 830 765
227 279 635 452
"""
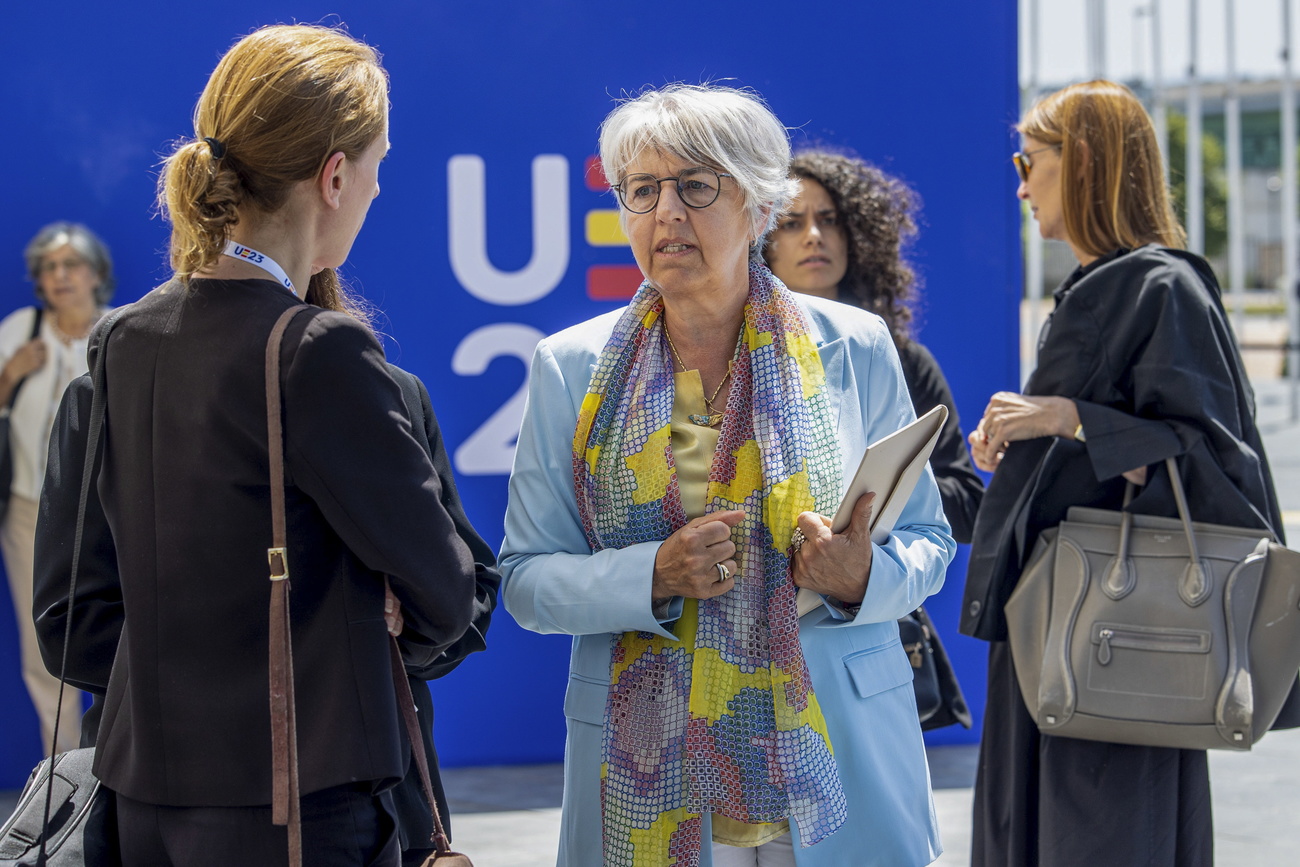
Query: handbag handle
40 306 128 859
1105 457 1210 605
388 639 467 860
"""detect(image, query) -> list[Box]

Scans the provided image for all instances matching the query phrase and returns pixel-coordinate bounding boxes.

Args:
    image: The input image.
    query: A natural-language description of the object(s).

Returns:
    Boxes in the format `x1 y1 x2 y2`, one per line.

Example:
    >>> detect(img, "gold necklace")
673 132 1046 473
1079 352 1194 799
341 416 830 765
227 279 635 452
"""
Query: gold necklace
664 326 732 427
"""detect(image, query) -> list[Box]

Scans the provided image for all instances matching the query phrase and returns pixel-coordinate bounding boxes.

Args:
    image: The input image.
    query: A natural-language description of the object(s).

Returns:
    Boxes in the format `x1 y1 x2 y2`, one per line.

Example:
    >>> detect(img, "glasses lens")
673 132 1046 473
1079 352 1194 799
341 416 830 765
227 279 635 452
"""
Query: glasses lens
619 174 659 213
678 169 722 208
41 257 87 273
1013 153 1030 183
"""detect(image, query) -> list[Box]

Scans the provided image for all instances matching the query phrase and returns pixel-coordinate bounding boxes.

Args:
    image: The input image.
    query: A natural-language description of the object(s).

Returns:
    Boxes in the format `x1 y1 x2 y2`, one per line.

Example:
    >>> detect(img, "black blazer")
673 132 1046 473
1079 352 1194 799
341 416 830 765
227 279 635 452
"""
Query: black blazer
33 277 480 807
34 363 501 852
961 247 1284 643
35 360 501 848
386 365 500 849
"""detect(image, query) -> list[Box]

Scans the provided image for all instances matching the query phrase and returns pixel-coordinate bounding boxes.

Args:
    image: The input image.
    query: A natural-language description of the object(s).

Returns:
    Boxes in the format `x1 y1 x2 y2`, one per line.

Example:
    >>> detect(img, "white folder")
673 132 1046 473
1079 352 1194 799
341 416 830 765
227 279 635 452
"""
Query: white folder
831 403 948 543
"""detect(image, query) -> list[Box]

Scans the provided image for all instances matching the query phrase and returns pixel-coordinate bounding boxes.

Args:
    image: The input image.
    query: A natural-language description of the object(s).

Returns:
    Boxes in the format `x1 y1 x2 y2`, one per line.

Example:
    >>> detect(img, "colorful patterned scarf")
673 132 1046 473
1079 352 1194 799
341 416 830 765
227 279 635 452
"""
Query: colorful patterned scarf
573 263 848 866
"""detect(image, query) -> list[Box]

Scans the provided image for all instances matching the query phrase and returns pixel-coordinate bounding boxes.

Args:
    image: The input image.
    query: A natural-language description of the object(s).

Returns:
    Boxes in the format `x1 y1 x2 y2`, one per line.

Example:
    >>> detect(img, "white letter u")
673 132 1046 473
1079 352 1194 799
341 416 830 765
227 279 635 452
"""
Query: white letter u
448 154 569 306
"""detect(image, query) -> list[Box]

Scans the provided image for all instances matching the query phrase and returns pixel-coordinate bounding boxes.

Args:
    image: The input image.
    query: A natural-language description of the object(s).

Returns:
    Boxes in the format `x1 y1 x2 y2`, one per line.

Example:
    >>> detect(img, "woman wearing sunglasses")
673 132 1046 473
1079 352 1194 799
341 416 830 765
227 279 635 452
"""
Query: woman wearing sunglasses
961 79 1291 866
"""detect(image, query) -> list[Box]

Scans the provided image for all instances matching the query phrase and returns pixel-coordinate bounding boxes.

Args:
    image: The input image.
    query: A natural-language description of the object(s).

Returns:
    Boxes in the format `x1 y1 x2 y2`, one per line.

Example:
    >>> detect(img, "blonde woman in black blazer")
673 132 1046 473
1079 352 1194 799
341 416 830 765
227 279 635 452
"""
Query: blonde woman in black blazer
28 25 480 866
34 362 501 866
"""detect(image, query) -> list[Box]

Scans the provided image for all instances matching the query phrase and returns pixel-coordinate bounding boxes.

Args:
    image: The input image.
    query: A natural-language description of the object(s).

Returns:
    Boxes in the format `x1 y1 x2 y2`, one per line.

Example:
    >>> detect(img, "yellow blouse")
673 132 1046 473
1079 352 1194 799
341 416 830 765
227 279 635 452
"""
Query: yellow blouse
671 370 790 849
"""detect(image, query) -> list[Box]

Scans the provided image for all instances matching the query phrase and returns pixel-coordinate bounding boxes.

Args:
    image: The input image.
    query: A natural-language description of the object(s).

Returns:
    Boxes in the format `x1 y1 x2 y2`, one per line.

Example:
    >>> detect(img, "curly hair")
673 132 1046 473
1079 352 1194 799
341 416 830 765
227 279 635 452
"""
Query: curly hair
768 150 920 347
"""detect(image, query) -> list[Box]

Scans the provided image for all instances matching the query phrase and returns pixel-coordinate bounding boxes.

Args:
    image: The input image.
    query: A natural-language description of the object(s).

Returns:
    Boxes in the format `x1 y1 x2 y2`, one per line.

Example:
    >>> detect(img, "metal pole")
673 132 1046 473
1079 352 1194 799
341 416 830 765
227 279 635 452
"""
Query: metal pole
1188 0 1205 255
1283 0 1300 418
1152 0 1168 178
1028 0 1039 91
1087 0 1108 79
1226 0 1247 336
1134 5 1144 77
1024 0 1045 385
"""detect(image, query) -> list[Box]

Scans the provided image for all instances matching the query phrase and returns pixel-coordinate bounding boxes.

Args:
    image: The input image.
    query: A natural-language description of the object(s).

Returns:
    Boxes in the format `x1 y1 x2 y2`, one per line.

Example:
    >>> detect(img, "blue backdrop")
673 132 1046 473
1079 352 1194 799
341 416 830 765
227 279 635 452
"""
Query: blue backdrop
0 1 1021 784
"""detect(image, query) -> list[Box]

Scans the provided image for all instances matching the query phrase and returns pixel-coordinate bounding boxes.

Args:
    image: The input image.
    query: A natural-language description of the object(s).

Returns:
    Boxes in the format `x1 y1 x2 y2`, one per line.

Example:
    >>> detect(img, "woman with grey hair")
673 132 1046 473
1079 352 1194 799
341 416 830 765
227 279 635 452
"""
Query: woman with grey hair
500 84 954 867
1 221 114 753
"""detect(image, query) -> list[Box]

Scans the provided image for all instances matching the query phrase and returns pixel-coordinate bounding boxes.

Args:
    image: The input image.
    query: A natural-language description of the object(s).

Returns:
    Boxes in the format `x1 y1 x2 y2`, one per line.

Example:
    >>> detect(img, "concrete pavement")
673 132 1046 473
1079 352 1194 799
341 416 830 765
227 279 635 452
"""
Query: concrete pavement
441 734 1300 866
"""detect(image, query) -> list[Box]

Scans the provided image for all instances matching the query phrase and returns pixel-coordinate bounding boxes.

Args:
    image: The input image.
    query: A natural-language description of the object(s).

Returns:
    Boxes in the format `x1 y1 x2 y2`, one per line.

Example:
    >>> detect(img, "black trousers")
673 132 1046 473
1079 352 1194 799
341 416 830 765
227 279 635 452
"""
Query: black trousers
971 640 1213 867
114 782 399 867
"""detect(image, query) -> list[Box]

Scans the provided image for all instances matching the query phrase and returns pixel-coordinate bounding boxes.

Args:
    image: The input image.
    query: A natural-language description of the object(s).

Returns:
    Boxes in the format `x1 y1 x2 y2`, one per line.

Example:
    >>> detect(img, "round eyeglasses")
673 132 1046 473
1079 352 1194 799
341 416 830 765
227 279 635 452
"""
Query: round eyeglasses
1012 145 1059 183
613 167 733 214
39 255 90 275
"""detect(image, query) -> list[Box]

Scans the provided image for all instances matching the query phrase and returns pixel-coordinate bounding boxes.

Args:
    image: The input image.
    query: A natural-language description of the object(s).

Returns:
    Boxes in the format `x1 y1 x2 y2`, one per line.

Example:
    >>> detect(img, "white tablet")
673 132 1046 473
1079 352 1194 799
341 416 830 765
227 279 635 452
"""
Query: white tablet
831 404 948 543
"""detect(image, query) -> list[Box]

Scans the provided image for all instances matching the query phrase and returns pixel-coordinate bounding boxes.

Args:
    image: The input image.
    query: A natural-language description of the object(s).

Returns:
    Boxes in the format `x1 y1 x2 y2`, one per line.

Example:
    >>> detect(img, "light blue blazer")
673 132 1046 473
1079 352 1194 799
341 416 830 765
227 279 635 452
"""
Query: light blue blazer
500 293 956 867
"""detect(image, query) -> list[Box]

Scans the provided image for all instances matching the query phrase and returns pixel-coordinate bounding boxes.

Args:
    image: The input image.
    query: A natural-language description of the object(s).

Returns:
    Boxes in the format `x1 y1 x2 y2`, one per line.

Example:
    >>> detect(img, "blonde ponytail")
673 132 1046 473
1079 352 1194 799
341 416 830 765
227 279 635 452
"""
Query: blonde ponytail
158 139 243 278
156 24 388 328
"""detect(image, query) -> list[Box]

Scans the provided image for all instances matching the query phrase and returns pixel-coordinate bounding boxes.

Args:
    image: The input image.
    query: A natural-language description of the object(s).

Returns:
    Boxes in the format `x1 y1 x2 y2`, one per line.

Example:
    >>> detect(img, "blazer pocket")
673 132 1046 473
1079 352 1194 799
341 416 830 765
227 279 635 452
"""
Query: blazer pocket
564 673 609 725
842 639 914 700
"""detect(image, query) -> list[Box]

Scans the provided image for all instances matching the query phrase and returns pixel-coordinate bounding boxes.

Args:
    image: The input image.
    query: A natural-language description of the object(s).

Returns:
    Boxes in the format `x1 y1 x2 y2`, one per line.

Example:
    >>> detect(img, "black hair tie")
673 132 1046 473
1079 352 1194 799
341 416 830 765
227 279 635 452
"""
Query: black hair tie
203 136 227 159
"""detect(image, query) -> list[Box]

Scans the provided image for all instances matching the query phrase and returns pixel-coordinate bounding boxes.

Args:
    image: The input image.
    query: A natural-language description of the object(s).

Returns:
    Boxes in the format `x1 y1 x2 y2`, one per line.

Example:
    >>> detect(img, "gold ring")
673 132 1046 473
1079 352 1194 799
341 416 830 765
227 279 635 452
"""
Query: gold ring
715 562 730 583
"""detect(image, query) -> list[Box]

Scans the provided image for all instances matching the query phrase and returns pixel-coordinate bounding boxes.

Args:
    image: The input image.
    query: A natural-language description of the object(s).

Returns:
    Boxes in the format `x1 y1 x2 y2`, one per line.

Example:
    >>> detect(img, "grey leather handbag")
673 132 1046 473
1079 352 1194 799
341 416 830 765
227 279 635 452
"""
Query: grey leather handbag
1005 457 1300 751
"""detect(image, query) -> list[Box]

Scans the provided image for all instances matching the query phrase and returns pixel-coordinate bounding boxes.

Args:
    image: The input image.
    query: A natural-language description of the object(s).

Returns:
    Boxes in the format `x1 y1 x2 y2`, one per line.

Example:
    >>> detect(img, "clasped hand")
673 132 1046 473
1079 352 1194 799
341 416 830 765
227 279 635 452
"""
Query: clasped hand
968 392 1077 472
791 493 875 606
652 510 743 602
384 579 403 636
969 391 1147 484
652 495 876 607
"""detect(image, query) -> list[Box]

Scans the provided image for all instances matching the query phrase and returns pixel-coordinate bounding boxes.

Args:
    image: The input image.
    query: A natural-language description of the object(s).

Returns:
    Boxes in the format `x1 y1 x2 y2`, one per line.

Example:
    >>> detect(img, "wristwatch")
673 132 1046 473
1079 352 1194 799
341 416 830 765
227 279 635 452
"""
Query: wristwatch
1073 422 1087 443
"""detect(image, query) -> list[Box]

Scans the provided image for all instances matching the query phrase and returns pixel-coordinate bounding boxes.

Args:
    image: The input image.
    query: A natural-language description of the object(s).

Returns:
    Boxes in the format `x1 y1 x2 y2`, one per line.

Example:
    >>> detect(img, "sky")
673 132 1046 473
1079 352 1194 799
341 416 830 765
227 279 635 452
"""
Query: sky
1025 0 1300 88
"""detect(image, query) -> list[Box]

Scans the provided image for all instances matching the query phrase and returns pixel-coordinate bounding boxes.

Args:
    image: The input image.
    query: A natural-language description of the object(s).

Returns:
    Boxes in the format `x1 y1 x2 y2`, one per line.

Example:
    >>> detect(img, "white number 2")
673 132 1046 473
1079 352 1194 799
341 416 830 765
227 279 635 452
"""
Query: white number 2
452 323 544 475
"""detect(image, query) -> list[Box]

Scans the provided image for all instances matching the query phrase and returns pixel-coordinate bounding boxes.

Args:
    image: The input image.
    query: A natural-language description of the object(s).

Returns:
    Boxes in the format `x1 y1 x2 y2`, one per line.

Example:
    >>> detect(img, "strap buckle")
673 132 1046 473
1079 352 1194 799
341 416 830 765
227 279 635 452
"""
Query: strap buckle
268 547 289 582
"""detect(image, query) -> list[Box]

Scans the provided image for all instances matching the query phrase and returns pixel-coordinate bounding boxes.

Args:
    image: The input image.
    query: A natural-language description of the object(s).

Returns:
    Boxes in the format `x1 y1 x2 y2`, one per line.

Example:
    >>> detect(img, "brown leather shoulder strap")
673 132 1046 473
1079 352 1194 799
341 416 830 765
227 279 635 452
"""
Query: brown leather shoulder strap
266 305 308 867
267 304 470 866
389 638 459 855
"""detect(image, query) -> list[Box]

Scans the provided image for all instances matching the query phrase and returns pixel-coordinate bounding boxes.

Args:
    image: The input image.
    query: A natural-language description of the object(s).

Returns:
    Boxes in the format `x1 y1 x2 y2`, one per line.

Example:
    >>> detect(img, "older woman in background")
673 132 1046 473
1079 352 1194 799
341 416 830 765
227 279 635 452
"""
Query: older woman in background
500 84 954 867
962 80 1288 866
0 221 113 754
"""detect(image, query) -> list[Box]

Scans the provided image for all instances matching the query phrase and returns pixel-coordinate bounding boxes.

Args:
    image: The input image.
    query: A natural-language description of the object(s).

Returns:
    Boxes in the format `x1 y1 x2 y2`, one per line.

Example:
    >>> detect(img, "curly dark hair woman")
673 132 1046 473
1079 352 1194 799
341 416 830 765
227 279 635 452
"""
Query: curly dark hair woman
763 148 983 542
764 150 918 347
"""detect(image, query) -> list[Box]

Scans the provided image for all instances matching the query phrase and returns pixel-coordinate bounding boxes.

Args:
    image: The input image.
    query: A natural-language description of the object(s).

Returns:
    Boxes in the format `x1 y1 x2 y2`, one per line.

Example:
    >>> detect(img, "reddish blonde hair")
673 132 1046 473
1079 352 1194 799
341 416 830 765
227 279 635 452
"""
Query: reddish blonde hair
157 24 387 319
1019 80 1185 257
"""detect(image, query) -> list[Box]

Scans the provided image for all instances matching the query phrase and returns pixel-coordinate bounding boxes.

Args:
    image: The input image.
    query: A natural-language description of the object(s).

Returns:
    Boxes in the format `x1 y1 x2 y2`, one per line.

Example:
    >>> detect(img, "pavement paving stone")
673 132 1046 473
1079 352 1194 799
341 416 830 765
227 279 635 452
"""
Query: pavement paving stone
442 376 1300 866
444 735 1300 866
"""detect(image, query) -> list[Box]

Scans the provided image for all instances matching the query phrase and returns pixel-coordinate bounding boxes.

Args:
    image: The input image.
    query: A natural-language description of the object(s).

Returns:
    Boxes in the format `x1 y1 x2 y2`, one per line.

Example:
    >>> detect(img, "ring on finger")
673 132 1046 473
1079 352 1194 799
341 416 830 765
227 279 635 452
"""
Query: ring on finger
790 527 806 554
715 562 730 583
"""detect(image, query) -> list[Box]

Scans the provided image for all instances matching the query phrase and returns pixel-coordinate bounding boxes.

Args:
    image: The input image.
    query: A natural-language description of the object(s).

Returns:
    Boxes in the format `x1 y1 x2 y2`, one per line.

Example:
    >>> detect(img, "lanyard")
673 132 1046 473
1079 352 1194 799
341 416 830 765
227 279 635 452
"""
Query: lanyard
222 241 296 295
